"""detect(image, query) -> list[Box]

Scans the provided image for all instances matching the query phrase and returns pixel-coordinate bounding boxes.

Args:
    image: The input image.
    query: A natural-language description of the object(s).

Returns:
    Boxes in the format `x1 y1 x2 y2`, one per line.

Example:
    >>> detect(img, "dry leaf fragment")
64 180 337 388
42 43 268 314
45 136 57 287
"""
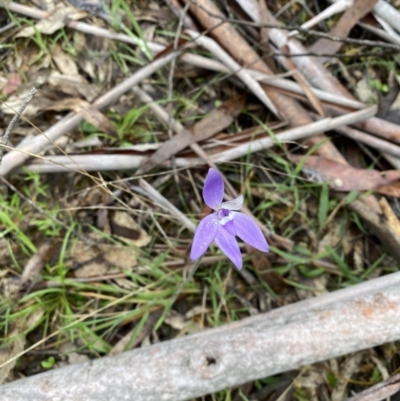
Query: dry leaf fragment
70 241 138 278
136 97 245 175
48 72 99 101
309 0 379 60
20 241 59 285
247 247 288 294
292 155 400 191
51 46 79 76
110 211 151 247
375 181 400 198
379 197 400 238
16 7 86 37
44 97 116 136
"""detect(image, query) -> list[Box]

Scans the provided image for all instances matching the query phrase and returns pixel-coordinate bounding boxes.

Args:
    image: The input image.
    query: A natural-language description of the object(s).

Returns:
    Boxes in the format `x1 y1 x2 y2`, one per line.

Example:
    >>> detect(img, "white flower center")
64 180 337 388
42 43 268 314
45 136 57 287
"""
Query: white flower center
217 209 233 226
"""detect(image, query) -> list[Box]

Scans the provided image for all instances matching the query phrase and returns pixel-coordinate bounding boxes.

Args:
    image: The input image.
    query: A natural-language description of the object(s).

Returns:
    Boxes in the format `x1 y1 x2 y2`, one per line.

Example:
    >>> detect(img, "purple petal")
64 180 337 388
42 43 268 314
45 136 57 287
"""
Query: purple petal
190 213 219 260
232 212 269 252
215 226 242 269
223 219 236 236
203 168 224 210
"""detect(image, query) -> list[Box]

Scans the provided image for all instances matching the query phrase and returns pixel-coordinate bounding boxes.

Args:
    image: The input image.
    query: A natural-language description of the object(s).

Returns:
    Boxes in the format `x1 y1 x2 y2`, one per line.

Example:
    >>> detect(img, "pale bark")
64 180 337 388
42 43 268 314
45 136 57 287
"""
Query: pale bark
2 271 400 400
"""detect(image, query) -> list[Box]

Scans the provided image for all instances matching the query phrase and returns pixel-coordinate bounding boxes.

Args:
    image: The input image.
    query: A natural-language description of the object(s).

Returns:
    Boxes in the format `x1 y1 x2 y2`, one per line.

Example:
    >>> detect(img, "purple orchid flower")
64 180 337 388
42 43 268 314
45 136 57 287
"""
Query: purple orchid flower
190 168 269 269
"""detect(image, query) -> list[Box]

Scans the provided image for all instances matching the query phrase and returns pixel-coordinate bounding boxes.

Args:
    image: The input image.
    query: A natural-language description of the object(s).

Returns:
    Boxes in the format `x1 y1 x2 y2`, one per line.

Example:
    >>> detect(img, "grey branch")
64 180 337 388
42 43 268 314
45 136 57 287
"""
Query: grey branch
2 270 400 400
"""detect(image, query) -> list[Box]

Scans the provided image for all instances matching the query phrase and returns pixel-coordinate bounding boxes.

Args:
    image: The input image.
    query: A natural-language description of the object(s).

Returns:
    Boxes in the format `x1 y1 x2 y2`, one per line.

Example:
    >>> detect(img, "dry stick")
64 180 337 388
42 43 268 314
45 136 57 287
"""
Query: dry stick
370 0 400 32
145 41 366 109
182 0 359 188
345 372 400 401
7 1 400 51
138 179 196 233
288 0 351 37
0 50 184 177
240 2 400 147
334 125 400 158
166 0 192 182
23 106 378 173
2 2 367 110
161 0 380 233
359 21 400 46
3 270 400 401
185 30 279 116
0 88 37 166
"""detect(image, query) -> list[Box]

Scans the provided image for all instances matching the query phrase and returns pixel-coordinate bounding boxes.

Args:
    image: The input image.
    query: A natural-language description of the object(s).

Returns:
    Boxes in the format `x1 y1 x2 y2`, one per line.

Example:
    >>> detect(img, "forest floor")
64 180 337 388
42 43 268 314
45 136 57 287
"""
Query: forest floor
1 0 400 400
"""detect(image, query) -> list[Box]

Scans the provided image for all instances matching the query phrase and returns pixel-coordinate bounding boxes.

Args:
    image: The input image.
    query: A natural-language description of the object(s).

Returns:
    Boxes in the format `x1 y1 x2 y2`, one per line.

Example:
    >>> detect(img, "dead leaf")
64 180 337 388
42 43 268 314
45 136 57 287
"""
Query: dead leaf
379 198 400 238
0 89 42 116
375 182 400 198
16 7 86 37
292 155 400 191
69 241 138 278
318 220 344 254
110 211 151 247
44 97 117 136
48 72 99 102
136 97 245 175
247 247 288 294
51 46 79 76
309 0 378 60
21 241 59 285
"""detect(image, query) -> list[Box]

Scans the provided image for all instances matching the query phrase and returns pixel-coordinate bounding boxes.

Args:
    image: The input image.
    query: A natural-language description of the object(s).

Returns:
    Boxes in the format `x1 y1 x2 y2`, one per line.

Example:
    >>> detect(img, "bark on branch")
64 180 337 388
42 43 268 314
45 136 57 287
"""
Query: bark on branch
2 271 400 401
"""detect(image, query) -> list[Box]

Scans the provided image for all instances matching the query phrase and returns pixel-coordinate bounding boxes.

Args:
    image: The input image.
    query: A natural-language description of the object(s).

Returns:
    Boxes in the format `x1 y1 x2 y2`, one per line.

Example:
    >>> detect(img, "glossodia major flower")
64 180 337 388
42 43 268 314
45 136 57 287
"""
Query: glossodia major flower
190 168 269 269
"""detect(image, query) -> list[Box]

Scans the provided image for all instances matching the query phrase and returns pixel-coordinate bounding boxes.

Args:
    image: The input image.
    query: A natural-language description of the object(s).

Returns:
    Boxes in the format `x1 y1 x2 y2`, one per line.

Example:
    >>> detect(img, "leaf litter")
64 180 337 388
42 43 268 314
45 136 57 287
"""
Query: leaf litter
1 0 400 399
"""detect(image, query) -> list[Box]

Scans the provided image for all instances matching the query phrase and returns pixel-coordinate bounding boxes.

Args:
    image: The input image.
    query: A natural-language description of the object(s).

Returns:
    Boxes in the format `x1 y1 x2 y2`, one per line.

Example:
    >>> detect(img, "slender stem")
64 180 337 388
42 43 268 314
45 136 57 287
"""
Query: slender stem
0 87 37 166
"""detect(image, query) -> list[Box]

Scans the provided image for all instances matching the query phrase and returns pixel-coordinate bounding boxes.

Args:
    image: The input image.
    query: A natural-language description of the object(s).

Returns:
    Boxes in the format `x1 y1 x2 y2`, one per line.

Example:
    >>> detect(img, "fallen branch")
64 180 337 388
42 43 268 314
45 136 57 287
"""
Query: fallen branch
23 106 377 173
2 270 400 401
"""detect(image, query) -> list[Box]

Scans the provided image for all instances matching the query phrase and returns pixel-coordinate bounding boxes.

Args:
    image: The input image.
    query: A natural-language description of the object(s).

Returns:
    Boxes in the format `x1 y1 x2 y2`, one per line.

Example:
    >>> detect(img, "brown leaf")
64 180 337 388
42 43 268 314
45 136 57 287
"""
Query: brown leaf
247 248 289 294
136 97 245 175
48 72 100 102
376 182 400 198
44 97 117 137
110 211 151 247
70 241 138 278
51 46 79 76
292 155 400 191
20 241 60 285
379 198 400 239
16 7 86 37
309 0 378 59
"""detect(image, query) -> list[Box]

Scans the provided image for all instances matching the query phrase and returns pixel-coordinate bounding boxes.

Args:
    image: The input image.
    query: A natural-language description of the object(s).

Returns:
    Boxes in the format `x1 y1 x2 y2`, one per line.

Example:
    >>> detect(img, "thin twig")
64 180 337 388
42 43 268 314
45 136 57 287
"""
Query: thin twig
167 0 193 183
0 88 37 166
23 106 378 173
